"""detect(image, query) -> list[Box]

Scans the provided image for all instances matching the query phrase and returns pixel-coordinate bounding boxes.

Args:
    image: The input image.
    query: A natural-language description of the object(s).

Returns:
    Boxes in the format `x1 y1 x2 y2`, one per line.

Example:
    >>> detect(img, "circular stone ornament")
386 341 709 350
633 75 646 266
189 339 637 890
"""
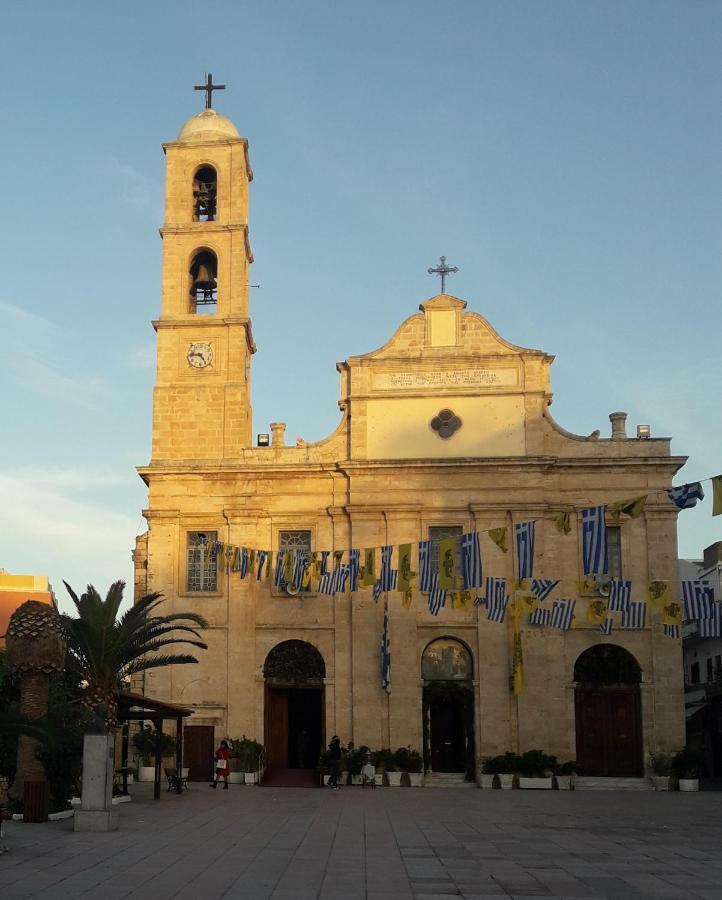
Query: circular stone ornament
430 409 462 439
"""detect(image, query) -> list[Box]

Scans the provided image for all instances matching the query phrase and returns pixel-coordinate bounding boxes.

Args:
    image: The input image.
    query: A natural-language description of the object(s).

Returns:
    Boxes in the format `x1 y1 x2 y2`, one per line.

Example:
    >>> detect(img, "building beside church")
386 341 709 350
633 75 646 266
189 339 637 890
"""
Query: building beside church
134 97 686 782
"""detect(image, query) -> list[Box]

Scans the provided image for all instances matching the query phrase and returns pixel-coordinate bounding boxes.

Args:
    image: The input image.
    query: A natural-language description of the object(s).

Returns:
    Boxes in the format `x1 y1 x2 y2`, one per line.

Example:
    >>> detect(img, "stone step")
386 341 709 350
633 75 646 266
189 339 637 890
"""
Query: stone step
574 777 651 791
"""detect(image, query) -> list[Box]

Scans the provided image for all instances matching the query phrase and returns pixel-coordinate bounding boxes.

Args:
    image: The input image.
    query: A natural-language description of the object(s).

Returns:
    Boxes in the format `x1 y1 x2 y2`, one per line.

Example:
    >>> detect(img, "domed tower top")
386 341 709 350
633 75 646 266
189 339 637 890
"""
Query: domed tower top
178 108 240 143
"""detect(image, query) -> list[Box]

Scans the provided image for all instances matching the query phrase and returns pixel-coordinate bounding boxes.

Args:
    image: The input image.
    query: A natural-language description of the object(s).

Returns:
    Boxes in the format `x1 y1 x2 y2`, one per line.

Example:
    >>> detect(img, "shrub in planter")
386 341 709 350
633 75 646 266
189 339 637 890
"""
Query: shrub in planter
347 745 370 784
673 746 704 791
132 725 176 779
485 752 520 789
517 750 556 789
554 760 576 790
649 752 673 790
395 747 423 786
235 735 263 779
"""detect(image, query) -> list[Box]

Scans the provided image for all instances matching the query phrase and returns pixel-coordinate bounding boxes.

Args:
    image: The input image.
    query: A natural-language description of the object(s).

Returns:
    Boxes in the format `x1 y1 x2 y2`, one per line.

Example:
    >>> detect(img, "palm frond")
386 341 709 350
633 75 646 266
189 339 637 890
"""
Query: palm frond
123 654 203 676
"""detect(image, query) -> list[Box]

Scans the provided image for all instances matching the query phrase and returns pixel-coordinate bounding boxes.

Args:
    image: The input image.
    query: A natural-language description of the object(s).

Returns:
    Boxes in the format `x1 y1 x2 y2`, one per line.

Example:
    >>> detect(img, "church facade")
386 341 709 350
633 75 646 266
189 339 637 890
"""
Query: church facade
134 101 686 781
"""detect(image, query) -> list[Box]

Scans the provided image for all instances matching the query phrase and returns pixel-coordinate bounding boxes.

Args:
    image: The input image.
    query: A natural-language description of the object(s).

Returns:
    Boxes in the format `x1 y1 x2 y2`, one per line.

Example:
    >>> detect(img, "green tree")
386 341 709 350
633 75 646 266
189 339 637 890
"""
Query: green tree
60 581 208 728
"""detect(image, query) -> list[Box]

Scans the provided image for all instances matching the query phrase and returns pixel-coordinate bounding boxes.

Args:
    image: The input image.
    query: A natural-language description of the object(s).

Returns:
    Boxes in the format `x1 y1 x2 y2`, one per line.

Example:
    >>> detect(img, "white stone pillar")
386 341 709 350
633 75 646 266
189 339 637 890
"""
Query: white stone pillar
74 733 119 832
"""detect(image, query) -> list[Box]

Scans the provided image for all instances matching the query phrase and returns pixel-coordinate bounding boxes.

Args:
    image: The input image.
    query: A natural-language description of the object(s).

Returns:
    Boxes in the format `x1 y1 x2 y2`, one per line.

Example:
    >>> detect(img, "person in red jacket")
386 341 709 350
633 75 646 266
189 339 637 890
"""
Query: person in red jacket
210 739 230 790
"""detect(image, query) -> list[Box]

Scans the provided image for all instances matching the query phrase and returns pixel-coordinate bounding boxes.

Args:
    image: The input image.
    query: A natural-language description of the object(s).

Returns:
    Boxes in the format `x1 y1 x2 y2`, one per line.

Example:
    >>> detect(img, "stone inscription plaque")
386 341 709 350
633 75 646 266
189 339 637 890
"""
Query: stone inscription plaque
373 368 517 391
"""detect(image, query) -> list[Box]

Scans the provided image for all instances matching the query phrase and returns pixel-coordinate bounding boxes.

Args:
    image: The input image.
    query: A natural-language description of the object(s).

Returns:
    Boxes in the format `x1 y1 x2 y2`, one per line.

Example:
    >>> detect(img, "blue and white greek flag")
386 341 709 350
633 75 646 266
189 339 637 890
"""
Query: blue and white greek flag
274 552 286 587
600 617 614 635
333 564 350 595
682 580 714 620
530 579 559 602
461 532 483 589
699 605 722 638
483 577 507 608
428 574 447 616
529 607 552 626
418 540 433 592
349 549 360 592
621 601 646 629
319 550 330 576
255 550 268 581
515 521 535 580
486 592 509 623
608 579 632 613
667 482 705 510
292 551 308 589
239 547 248 579
550 599 576 630
319 572 334 596
381 598 391 693
379 545 397 591
582 506 609 576
663 624 681 639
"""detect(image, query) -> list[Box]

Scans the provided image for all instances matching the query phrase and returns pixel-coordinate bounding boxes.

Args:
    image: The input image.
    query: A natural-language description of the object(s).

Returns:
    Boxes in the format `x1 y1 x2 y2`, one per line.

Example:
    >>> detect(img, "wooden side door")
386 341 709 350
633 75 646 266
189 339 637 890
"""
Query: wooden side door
183 725 215 781
575 688 643 777
265 688 289 771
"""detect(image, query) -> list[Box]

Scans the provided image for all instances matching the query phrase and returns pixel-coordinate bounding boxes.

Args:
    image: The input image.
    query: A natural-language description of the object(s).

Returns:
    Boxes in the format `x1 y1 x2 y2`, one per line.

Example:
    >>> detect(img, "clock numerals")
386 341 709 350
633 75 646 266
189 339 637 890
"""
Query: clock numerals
187 342 213 368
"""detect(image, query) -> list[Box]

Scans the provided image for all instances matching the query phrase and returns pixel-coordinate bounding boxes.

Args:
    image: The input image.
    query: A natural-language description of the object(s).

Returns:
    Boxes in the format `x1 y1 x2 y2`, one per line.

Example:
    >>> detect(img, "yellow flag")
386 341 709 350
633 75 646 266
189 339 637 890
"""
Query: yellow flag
402 587 413 609
230 546 240 572
713 476 722 516
551 512 571 535
215 541 225 562
647 580 671 610
609 495 648 520
398 544 413 592
282 551 293 583
518 593 538 615
451 591 462 609
438 536 458 590
514 578 530 592
362 549 376 586
577 578 597 595
511 611 523 695
488 527 508 553
249 549 256 572
587 598 609 625
662 599 683 626
301 564 312 590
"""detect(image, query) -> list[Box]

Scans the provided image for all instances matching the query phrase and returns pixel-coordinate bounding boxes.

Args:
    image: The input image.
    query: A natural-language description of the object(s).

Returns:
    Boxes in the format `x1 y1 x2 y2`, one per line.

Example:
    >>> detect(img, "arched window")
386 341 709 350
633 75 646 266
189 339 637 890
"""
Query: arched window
189 249 217 313
574 644 641 686
422 637 473 681
193 166 217 221
264 640 326 685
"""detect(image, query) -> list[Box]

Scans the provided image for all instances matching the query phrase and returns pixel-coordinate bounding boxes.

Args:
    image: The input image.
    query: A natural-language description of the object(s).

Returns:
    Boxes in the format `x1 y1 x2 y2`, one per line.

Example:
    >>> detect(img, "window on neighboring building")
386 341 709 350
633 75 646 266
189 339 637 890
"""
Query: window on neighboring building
278 529 312 591
691 661 700 685
428 525 463 578
606 525 622 578
186 531 218 592
707 658 714 682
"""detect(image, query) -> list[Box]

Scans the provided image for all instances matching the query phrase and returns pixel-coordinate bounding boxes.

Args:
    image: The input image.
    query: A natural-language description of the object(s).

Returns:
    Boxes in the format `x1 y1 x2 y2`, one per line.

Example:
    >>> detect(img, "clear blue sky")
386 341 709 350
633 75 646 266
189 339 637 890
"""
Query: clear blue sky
1 1 720 611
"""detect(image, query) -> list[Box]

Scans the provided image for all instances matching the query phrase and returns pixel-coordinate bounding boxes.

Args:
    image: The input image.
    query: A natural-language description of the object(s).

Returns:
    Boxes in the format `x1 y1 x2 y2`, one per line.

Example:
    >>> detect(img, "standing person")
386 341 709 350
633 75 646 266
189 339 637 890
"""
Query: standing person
296 728 309 768
327 735 342 789
210 739 230 790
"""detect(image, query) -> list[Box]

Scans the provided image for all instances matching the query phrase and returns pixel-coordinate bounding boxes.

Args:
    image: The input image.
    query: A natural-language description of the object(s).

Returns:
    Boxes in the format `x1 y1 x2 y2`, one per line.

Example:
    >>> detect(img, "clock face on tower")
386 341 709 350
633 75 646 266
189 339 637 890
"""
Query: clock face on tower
187 342 213 368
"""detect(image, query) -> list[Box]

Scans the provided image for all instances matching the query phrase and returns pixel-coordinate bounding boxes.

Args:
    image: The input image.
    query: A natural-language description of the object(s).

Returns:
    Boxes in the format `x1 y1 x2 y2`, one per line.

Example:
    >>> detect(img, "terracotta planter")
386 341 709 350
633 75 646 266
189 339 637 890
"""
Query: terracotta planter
679 778 699 792
386 771 402 786
480 774 496 789
408 773 423 787
499 774 514 790
653 775 670 791
519 777 553 790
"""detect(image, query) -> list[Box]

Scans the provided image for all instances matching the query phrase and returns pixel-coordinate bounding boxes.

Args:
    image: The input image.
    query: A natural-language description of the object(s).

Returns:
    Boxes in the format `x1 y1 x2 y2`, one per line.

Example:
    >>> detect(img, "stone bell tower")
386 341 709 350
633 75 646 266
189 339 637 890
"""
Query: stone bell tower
151 79 255 461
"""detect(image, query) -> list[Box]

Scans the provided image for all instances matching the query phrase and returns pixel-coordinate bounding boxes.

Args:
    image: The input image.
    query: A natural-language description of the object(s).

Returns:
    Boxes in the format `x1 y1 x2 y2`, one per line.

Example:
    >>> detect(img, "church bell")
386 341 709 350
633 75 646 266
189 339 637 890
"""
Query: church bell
190 253 217 303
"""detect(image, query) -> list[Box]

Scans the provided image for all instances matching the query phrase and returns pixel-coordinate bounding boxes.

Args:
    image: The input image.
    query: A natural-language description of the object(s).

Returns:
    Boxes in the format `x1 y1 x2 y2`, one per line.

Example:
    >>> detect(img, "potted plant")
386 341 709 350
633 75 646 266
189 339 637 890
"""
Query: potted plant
347 745 368 785
673 746 703 792
317 748 332 786
372 749 392 786
496 752 520 790
238 736 263 784
518 750 556 789
132 725 176 782
554 760 576 791
480 756 502 789
649 752 672 790
227 738 244 784
381 748 401 786
394 747 423 786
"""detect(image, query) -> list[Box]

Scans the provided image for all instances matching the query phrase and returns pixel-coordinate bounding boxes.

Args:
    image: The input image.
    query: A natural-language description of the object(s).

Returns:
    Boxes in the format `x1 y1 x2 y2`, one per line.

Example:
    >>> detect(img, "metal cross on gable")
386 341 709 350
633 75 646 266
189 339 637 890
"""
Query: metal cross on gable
427 256 459 293
194 73 226 109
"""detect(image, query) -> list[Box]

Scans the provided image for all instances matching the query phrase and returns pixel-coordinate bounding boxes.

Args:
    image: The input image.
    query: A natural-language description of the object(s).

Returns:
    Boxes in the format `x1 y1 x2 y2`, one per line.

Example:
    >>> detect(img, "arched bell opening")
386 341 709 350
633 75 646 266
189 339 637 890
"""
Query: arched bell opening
574 644 643 777
189 248 218 314
192 165 217 222
263 640 326 783
421 637 475 778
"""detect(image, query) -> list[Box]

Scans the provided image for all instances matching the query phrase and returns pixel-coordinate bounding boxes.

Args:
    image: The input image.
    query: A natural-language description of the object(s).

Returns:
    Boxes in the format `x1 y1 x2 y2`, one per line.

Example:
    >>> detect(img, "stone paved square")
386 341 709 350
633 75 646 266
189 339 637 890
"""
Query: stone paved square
2 785 722 899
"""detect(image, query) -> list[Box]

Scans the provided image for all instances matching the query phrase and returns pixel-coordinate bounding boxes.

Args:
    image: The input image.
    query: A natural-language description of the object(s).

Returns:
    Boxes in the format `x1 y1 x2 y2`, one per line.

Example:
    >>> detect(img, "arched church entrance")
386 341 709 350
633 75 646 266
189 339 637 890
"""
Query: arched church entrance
574 644 643 777
263 640 325 785
422 638 475 776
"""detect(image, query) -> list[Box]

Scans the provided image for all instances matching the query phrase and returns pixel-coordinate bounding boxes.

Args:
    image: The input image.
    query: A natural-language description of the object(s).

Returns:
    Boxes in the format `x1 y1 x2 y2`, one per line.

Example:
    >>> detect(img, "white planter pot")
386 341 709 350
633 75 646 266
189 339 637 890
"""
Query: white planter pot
554 775 572 791
244 772 257 785
408 773 424 787
374 773 384 786
138 766 156 783
679 778 699 792
499 774 514 790
480 774 496 789
322 774 331 786
386 772 402 786
340 771 349 786
653 775 671 791
351 774 362 785
519 777 553 790
229 772 244 784
126 774 134 785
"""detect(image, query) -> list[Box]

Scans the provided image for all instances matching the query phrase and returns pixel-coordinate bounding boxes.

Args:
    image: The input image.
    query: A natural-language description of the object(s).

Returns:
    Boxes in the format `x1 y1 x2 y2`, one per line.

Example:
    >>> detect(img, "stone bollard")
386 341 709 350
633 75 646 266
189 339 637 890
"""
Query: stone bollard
74 733 119 832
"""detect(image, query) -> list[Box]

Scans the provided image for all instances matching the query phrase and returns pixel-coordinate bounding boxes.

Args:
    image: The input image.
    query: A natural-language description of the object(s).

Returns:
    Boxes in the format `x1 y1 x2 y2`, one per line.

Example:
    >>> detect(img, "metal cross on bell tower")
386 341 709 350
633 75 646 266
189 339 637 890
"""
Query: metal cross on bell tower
194 73 226 109
427 256 459 293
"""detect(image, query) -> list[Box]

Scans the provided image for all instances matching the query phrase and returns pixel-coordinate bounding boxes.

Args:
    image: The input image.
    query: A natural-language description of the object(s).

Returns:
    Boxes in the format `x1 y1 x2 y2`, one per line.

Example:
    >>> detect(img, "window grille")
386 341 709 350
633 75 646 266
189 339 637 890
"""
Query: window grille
186 531 218 592
278 530 312 591
428 525 463 576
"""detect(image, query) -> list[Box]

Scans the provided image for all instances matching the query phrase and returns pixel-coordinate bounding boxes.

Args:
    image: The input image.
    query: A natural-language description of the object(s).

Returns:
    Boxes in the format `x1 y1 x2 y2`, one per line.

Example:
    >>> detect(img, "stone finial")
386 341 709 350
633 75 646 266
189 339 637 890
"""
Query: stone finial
270 422 286 447
609 411 627 441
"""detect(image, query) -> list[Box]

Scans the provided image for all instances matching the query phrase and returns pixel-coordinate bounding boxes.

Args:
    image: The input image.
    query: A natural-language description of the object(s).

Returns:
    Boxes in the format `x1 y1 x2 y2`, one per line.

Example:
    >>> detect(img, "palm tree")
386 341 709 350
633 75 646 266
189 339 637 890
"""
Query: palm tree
5 600 65 801
60 581 208 729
